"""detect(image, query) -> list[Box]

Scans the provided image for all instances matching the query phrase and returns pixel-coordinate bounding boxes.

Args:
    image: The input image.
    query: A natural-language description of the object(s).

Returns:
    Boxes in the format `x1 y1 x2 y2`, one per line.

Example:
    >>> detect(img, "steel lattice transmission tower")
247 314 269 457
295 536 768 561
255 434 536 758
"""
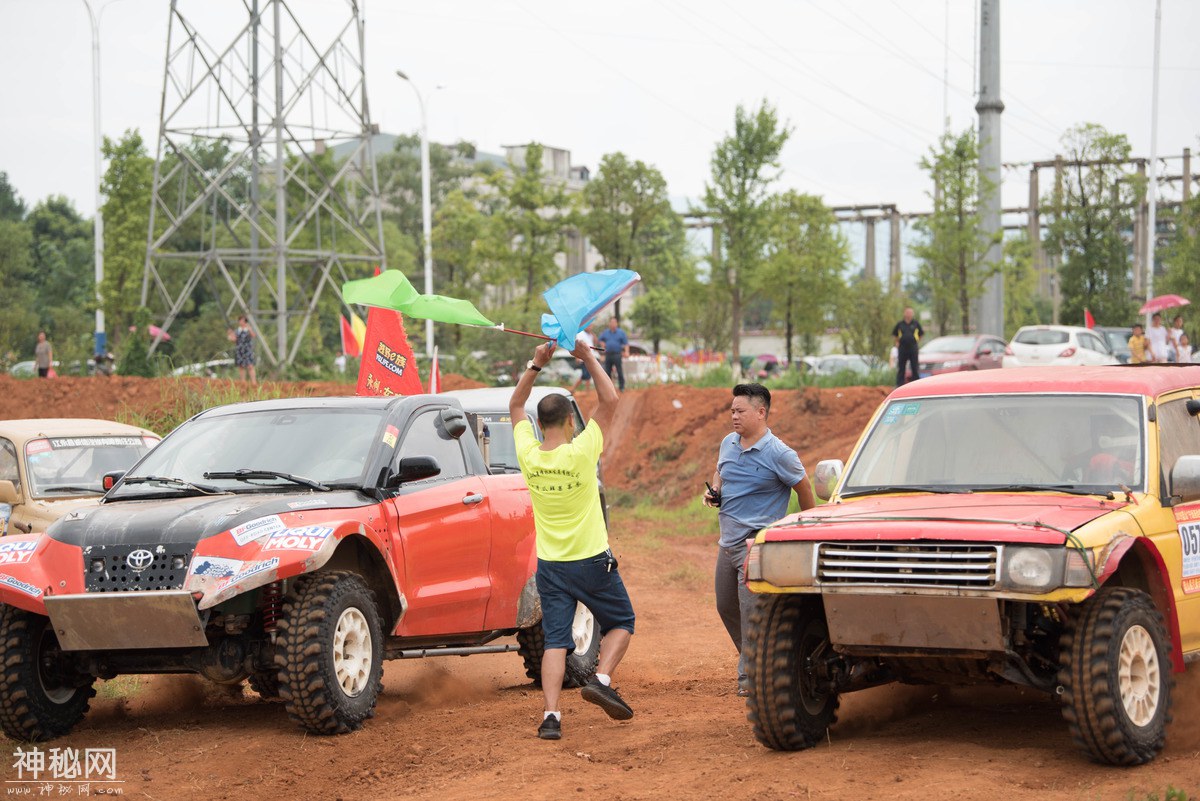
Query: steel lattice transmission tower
141 0 386 367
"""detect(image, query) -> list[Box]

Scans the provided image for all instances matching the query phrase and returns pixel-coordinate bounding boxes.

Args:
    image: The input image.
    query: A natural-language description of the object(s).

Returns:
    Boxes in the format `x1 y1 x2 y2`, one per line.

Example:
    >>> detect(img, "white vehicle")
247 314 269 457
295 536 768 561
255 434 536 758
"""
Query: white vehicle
1002 325 1117 368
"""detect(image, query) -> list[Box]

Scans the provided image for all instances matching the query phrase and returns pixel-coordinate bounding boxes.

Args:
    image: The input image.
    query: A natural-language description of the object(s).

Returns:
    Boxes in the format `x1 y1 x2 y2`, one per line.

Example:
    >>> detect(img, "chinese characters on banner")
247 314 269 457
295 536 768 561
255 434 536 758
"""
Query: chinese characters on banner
355 307 423 397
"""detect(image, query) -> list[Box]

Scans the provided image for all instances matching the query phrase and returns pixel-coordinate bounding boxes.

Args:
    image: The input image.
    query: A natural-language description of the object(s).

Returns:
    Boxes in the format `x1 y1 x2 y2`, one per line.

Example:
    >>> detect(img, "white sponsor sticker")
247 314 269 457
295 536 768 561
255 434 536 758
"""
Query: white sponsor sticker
0 540 36 566
229 515 288 546
287 499 328 509
0 573 43 598
188 556 242 580
226 557 280 585
1179 520 1200 594
263 526 334 552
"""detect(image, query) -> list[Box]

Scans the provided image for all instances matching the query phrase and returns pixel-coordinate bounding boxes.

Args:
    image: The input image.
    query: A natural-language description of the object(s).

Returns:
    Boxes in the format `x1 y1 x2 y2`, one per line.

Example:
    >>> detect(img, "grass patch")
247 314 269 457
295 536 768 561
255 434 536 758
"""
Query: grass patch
650 437 686 463
117 378 292 435
95 674 144 701
1127 789 1192 801
665 563 707 587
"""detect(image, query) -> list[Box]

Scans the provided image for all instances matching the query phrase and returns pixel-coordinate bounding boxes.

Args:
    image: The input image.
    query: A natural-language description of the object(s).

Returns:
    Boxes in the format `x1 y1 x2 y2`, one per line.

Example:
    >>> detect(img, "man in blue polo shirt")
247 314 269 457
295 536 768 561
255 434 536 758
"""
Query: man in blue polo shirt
596 316 629 390
704 383 815 696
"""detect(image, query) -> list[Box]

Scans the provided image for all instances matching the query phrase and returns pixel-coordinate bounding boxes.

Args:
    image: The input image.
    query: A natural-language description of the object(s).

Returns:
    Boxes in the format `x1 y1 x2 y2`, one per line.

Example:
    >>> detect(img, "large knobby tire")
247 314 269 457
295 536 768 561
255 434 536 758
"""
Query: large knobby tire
0 605 96 741
1058 586 1174 765
516 602 600 689
274 571 384 735
744 594 840 751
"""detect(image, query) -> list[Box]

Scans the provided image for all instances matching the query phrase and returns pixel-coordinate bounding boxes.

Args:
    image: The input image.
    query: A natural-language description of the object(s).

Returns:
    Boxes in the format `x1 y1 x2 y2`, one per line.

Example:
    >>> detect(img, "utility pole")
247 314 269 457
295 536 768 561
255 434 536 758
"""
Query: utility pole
976 0 1004 336
1145 0 1162 303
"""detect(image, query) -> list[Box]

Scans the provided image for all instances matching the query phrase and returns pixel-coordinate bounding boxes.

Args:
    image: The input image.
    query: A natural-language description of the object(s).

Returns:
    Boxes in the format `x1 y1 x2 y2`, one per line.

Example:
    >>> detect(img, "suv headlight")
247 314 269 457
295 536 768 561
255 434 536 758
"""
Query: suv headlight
760 542 816 586
1000 547 1065 591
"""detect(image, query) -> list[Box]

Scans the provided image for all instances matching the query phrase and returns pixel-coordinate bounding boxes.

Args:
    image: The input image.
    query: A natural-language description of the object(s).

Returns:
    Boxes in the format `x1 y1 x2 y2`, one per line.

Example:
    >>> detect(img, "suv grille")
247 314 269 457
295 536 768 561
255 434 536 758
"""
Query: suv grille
816 542 999 588
83 543 195 593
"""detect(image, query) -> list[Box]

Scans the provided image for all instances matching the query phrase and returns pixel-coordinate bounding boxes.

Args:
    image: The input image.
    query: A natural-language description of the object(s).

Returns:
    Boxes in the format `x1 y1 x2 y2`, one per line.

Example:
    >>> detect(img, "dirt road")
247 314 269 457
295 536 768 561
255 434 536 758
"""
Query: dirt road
2 515 1196 801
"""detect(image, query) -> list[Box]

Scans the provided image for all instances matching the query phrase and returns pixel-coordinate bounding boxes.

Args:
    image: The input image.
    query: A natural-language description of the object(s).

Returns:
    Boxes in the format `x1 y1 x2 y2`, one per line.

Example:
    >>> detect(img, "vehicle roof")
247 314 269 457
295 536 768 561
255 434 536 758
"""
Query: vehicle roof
441 386 574 414
0 418 158 445
1012 324 1096 334
194 394 454 419
890 364 1200 400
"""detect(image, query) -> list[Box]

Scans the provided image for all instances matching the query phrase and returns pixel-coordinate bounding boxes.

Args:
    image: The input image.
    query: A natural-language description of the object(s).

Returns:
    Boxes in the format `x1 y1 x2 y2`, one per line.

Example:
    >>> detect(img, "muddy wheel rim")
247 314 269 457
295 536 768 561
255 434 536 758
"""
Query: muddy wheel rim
333 607 372 698
572 604 595 654
37 628 74 705
1118 624 1160 727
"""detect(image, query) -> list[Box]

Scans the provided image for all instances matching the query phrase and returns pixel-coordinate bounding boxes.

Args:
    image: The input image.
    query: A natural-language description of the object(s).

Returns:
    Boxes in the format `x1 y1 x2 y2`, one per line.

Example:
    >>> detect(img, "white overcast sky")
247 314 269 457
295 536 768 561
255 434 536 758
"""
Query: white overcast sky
2 0 1198 221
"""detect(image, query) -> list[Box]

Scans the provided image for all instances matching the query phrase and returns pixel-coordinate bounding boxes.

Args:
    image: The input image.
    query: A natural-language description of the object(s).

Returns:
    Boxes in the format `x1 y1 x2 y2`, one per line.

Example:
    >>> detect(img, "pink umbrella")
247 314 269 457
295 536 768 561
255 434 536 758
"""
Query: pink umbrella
1139 294 1190 315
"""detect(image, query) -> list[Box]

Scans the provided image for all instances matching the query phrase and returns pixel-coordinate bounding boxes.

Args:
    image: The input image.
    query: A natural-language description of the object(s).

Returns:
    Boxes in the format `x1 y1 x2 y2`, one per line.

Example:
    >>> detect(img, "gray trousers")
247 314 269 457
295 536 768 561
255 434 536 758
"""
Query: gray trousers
715 539 754 681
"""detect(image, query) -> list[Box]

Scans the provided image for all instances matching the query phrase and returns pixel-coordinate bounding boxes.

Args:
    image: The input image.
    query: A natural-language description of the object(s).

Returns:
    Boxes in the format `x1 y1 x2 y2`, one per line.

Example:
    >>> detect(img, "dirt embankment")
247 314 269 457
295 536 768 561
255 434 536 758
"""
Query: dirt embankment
582 384 890 504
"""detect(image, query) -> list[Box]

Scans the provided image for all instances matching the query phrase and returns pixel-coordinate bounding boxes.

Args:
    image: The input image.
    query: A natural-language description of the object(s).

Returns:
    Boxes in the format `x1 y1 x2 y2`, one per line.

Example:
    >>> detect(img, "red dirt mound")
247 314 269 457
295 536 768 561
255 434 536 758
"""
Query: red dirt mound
0 373 485 424
581 384 889 504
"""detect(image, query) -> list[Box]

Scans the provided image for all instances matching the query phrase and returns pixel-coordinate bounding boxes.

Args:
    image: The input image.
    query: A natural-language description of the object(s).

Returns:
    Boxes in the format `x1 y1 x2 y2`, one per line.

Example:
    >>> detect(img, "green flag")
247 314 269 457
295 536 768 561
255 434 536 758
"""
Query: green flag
342 272 494 327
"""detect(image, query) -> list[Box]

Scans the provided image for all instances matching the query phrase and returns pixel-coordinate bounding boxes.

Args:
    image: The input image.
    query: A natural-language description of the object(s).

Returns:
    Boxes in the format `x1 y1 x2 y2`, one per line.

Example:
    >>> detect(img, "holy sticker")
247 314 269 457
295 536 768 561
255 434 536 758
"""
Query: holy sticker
0 540 36 566
229 515 288 547
263 526 334 552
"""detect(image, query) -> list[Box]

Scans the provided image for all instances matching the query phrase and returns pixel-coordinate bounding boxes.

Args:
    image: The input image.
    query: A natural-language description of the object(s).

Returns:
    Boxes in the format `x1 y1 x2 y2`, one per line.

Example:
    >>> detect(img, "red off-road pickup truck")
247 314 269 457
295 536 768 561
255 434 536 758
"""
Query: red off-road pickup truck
745 366 1200 766
0 395 596 740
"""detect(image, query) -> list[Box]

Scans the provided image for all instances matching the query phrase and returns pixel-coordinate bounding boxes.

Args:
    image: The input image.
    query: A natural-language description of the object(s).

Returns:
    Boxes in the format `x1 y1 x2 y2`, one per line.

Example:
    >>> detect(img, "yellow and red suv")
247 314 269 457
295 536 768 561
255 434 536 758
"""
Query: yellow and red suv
744 365 1200 765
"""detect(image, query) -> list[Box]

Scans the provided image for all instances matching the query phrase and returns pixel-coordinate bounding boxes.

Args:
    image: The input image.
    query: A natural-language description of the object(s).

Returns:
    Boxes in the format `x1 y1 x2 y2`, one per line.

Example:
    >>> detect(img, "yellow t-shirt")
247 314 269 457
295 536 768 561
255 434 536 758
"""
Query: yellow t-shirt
514 419 608 561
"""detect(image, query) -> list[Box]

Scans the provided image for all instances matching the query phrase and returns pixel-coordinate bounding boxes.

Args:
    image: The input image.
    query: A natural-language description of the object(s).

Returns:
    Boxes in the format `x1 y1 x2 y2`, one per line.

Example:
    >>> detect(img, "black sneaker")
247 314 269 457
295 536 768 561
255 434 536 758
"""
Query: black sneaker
581 678 634 720
538 716 562 740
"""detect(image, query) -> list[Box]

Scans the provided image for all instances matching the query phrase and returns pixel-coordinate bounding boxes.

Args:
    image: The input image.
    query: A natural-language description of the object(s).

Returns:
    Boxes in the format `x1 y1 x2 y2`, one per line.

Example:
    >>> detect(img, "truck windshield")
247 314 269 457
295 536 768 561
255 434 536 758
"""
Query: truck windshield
114 408 386 494
25 436 155 498
842 394 1144 494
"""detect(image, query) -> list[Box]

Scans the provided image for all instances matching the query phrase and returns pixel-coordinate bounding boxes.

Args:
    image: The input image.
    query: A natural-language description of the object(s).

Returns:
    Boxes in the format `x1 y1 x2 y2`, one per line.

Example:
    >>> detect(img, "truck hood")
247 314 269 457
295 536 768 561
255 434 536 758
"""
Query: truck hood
766 493 1126 545
46 490 374 547
14 495 101 533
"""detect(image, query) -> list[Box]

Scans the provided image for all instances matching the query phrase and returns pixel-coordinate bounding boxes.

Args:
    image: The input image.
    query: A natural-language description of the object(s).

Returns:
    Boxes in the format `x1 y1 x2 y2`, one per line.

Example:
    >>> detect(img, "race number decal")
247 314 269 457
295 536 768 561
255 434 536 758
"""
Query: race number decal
1176 508 1200 594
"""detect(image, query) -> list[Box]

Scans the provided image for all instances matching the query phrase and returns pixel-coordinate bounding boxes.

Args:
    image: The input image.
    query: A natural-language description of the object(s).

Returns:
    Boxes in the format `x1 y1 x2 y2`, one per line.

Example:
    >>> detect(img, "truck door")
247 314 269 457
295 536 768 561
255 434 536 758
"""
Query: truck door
389 409 493 637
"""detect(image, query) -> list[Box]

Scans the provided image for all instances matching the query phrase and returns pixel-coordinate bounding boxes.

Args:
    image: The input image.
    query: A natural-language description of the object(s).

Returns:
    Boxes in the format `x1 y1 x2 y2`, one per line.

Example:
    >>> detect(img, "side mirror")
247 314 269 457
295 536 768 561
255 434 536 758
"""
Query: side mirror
1186 399 1200 417
102 471 125 491
439 408 468 439
386 456 442 488
0 480 19 505
812 459 844 502
1171 455 1200 504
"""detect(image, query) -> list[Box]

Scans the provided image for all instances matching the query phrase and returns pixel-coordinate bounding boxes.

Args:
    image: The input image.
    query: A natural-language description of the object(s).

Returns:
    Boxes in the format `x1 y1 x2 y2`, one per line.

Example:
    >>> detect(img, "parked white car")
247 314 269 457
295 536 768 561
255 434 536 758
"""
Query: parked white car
1002 325 1117 368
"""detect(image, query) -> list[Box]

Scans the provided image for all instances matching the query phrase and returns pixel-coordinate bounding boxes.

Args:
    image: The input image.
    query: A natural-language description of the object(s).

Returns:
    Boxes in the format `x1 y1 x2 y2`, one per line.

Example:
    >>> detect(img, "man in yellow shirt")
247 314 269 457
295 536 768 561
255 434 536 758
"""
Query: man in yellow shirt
510 339 633 740
1128 323 1154 364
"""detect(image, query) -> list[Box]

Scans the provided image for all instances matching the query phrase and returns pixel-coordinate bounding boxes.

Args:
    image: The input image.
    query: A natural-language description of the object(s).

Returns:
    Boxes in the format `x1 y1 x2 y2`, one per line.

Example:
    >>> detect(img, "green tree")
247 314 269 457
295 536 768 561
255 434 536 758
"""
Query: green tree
1159 196 1200 314
377 135 481 258
430 189 498 349
100 130 154 347
119 307 155 377
835 275 905 360
1045 123 1140 326
628 288 680 354
580 153 688 312
1003 232 1051 335
0 172 27 222
702 101 791 371
910 128 996 335
759 191 848 365
489 143 570 312
0 215 38 363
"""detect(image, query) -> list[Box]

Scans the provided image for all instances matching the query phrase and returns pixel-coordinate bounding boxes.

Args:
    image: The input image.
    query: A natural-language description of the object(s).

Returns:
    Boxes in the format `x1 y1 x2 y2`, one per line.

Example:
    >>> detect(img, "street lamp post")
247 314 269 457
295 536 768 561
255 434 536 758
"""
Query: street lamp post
81 0 105 358
395 69 434 358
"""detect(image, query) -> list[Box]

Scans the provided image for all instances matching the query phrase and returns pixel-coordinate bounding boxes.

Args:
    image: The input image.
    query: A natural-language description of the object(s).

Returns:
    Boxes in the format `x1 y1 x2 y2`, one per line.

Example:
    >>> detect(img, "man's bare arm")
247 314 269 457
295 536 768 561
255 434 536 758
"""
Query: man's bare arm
510 342 554 423
794 478 817 511
575 341 618 431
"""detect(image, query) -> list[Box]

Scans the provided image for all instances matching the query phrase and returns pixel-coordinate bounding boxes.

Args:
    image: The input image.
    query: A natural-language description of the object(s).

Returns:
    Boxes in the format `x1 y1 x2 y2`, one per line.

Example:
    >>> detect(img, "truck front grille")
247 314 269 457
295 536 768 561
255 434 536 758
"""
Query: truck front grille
82 543 195 593
817 542 999 588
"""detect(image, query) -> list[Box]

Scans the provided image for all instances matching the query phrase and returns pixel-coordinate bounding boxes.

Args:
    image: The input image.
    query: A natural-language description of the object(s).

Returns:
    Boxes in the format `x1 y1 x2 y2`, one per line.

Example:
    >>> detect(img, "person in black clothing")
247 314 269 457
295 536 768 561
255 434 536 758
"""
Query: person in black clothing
892 307 924 386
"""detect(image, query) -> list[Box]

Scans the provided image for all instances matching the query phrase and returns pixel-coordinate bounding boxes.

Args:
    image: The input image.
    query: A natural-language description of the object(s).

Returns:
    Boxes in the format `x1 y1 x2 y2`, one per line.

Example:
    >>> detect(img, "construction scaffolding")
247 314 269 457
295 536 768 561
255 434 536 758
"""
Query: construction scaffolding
140 0 386 367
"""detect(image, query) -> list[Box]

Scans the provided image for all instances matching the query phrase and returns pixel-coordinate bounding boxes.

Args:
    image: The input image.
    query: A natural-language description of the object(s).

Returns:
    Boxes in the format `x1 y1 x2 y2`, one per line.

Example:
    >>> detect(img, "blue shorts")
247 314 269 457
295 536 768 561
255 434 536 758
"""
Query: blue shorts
536 551 635 651
577 360 591 380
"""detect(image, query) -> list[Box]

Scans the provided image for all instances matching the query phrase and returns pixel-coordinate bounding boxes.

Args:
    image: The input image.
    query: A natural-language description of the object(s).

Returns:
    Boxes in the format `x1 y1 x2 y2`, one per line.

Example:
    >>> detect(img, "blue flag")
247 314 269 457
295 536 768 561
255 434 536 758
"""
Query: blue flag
540 269 641 349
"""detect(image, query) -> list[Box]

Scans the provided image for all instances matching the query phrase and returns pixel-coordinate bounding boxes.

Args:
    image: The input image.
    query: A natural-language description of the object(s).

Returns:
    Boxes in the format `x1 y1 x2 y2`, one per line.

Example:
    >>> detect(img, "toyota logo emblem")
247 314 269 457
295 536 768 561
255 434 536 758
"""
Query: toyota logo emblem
126 550 154 572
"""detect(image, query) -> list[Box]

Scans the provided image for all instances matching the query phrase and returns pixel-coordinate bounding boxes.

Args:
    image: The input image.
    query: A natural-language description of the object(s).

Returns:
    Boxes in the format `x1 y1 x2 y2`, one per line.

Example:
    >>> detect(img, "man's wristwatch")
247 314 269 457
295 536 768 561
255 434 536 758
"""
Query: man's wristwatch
526 360 541 372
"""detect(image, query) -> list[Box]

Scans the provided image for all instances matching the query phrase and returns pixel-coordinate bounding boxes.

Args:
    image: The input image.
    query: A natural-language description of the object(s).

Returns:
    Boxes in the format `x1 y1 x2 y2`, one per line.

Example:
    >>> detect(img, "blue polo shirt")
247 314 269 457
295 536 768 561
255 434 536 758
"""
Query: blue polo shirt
716 429 806 547
597 327 627 356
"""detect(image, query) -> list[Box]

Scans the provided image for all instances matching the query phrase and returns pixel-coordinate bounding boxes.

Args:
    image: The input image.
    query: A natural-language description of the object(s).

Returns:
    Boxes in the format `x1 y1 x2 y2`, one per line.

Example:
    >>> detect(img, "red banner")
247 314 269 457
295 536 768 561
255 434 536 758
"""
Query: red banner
340 316 361 357
355 308 423 397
